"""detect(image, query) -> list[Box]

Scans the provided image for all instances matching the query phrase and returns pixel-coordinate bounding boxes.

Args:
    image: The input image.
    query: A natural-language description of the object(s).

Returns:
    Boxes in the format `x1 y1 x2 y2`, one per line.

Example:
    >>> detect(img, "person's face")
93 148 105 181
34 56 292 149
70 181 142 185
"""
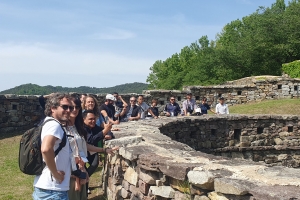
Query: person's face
80 95 86 102
219 99 224 104
186 94 192 100
152 102 157 107
130 98 136 106
70 101 80 119
85 97 95 110
202 99 207 104
108 100 114 105
137 96 143 104
170 97 175 103
83 113 96 128
113 94 119 100
51 97 73 122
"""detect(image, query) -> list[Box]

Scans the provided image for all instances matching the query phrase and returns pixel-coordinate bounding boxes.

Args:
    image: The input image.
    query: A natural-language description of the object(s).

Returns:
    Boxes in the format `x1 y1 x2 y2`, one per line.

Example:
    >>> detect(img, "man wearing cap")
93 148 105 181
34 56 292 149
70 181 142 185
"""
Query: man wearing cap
182 92 198 116
100 94 120 124
215 97 229 114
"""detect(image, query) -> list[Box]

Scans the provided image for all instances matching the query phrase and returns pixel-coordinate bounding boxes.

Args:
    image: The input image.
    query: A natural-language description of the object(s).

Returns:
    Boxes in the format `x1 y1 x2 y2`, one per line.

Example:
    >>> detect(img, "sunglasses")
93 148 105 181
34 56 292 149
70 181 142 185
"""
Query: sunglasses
170 99 175 100
130 100 136 102
59 105 74 112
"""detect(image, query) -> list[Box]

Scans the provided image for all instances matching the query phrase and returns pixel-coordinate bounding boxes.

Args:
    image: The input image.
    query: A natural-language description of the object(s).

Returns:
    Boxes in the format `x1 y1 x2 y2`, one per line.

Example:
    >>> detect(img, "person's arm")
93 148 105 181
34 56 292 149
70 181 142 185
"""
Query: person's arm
119 95 128 108
147 108 158 119
119 106 127 117
86 143 119 154
129 112 140 121
41 135 65 183
183 102 187 116
101 110 119 125
226 105 229 114
215 104 219 114
176 104 181 115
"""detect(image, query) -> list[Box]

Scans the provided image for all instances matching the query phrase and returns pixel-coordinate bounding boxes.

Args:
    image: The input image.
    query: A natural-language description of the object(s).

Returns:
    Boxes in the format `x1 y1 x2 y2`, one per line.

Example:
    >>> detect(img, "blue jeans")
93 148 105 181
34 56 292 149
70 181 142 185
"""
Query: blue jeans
33 187 68 200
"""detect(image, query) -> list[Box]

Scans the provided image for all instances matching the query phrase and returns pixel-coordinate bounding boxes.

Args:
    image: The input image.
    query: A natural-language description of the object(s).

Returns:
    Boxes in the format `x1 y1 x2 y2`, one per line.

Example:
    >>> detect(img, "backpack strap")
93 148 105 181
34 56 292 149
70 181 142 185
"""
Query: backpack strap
41 118 67 157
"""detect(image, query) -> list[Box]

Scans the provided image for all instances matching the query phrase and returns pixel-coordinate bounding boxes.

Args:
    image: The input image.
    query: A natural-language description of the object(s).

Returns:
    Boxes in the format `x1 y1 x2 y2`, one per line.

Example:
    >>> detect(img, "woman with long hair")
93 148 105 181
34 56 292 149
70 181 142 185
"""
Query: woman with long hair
67 94 118 199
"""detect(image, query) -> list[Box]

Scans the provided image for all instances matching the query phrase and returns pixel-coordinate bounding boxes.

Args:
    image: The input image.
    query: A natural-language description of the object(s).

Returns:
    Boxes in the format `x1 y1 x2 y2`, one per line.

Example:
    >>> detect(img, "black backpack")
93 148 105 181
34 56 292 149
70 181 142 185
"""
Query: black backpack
19 118 67 175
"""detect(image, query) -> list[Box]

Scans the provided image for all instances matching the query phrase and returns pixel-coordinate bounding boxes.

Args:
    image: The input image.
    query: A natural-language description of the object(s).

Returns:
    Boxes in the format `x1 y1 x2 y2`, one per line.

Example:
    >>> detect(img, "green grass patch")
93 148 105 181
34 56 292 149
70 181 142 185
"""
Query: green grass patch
230 99 300 115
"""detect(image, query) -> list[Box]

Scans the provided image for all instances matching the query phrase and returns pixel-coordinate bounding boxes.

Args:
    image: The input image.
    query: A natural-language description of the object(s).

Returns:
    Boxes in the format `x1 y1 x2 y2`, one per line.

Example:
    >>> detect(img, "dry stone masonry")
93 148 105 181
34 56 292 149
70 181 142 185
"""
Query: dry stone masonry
104 117 300 200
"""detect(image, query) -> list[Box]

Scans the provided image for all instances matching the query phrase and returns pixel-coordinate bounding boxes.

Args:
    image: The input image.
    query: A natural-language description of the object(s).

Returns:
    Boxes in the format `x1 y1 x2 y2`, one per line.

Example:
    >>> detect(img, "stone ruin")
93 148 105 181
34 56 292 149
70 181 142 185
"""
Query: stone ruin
104 117 300 200
1 75 300 199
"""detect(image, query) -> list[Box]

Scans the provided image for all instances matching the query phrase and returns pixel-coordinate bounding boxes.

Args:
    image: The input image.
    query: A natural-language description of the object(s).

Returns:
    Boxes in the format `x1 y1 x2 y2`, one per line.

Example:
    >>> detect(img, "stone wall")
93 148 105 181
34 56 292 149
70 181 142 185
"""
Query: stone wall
185 75 300 106
0 94 43 135
158 115 300 168
103 118 300 200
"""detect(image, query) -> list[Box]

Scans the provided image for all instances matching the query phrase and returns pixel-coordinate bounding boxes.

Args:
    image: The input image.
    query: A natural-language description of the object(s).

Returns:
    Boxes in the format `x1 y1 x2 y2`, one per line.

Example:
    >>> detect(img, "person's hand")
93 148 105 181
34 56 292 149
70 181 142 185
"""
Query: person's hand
104 123 112 130
165 112 171 117
105 135 112 140
118 95 122 100
112 128 120 131
53 170 65 184
113 120 120 125
106 146 119 156
153 116 158 119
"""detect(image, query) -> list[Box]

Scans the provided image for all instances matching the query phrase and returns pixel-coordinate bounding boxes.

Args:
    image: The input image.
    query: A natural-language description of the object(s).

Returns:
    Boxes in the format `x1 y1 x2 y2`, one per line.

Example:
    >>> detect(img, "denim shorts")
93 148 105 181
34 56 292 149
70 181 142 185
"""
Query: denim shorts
33 187 68 200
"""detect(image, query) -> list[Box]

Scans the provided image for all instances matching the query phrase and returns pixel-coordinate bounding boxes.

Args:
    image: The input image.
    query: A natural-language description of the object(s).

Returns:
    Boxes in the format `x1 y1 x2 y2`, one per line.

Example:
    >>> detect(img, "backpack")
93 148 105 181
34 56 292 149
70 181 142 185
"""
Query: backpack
19 118 67 175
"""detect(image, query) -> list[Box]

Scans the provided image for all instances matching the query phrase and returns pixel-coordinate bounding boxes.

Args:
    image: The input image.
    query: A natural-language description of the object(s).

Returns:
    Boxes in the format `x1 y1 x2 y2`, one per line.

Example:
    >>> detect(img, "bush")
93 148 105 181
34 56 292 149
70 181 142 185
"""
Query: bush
282 60 300 78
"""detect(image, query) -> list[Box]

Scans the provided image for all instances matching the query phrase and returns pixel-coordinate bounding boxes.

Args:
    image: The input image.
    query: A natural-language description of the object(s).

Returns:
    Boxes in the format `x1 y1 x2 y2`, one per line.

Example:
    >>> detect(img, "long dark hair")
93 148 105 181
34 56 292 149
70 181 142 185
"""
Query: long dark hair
71 94 87 140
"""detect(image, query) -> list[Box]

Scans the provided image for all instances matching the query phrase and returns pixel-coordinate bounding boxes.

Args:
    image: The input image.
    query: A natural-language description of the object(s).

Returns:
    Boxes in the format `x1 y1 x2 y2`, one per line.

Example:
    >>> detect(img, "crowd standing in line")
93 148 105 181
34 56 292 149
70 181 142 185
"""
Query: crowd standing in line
33 92 229 200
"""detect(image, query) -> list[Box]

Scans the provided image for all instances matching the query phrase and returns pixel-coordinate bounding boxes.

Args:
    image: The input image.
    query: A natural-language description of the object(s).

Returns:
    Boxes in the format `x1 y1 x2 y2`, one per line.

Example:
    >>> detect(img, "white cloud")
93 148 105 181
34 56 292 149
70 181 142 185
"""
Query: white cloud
0 42 153 76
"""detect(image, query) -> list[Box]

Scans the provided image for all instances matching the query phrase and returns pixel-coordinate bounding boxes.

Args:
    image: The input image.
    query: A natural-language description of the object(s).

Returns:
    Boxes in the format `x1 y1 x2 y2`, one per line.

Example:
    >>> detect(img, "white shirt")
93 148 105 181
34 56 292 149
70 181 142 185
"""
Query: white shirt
33 117 71 191
216 103 229 114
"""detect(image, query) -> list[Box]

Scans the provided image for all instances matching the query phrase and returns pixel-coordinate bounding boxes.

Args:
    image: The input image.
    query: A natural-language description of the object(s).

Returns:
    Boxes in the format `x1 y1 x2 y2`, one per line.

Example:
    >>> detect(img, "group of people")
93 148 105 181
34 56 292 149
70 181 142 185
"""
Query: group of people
33 93 118 200
32 92 229 200
80 92 229 124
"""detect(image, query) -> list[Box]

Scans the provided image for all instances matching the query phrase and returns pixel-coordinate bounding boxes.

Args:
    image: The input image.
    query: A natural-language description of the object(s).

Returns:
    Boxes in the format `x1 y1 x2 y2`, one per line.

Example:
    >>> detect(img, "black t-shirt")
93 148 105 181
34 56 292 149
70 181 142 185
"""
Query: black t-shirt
148 107 159 117
99 103 116 120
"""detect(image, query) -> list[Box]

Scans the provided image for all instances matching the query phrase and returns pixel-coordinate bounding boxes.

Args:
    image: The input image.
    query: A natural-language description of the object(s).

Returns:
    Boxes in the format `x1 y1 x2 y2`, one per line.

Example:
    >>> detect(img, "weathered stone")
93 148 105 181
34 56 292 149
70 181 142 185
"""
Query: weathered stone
214 178 253 195
122 180 131 191
120 188 131 198
174 191 190 200
149 186 175 198
194 195 210 200
250 185 300 200
124 167 138 186
274 138 283 145
208 192 229 200
187 170 214 190
139 168 158 185
139 179 150 195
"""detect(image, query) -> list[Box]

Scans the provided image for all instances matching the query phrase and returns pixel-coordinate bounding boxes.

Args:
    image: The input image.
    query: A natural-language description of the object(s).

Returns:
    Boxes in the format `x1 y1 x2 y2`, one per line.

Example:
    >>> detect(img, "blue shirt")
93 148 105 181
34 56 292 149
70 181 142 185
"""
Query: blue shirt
199 103 210 114
164 102 181 116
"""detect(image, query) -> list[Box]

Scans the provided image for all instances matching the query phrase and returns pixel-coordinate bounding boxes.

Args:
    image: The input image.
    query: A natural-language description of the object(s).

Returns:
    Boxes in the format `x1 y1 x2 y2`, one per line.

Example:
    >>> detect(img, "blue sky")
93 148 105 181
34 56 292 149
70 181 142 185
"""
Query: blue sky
0 0 280 92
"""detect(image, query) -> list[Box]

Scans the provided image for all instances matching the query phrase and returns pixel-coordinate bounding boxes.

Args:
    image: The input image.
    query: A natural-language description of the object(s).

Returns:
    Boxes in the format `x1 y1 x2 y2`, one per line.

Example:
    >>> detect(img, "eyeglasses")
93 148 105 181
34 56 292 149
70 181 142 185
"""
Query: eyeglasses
59 105 74 112
170 99 175 101
130 100 136 102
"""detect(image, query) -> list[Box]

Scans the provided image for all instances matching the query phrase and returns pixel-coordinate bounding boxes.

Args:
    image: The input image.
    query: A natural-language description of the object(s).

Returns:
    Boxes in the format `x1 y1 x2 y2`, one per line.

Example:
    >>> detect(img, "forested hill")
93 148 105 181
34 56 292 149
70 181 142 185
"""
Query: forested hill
147 0 300 90
0 82 148 95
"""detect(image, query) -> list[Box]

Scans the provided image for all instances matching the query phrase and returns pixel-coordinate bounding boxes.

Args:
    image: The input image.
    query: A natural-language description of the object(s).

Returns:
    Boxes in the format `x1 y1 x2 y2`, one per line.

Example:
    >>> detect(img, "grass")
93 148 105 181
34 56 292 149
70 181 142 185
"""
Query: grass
0 134 104 200
229 99 300 115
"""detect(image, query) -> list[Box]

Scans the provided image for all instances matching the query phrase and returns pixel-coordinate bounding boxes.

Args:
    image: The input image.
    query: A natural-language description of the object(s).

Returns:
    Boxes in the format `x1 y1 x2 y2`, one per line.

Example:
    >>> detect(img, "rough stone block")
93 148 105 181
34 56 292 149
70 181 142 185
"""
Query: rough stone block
207 192 228 200
122 180 131 191
139 179 150 195
187 170 214 190
194 195 210 200
149 186 175 198
174 191 190 200
139 168 158 185
214 178 253 195
274 138 283 145
124 167 138 186
121 188 131 199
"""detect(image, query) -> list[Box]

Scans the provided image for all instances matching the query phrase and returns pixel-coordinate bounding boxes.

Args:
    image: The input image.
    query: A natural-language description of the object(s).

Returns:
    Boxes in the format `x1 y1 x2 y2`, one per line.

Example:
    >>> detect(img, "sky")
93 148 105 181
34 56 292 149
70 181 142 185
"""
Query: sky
0 0 281 92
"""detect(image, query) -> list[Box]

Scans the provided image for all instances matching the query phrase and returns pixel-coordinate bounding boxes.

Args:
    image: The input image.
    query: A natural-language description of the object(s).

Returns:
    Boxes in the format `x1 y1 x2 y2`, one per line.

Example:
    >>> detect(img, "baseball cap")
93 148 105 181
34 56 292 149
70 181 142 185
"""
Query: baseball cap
106 94 116 101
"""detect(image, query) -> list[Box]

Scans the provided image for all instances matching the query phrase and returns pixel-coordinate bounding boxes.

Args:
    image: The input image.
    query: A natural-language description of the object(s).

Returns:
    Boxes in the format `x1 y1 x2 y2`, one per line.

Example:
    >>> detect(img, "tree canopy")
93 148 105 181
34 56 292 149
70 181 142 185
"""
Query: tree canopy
147 0 300 90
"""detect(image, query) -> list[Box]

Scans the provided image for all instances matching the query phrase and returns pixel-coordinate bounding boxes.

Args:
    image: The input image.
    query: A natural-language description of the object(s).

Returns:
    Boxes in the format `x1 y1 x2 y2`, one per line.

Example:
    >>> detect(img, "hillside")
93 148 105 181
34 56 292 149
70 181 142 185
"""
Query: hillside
0 82 148 95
